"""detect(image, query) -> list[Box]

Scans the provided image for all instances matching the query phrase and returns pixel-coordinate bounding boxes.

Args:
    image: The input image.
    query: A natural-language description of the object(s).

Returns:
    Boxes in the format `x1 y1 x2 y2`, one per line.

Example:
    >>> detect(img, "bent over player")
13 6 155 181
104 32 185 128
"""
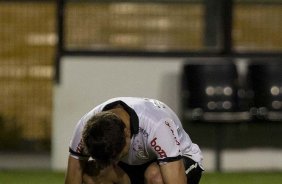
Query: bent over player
65 97 204 184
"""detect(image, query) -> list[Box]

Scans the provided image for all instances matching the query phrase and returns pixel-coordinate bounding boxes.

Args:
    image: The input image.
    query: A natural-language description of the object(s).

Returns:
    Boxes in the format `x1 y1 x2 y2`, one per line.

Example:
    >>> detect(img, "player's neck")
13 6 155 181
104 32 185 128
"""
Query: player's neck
108 107 131 135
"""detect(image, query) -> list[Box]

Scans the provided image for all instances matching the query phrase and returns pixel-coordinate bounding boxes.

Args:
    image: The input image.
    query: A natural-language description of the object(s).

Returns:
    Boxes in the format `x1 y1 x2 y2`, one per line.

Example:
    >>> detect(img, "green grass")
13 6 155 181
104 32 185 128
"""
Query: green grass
202 172 282 184
0 170 282 184
0 170 64 184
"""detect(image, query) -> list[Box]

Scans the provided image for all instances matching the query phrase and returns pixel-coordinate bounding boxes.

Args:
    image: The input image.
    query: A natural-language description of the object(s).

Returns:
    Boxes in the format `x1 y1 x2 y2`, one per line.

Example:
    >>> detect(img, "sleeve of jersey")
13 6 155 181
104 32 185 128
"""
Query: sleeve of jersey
150 119 182 164
69 120 90 161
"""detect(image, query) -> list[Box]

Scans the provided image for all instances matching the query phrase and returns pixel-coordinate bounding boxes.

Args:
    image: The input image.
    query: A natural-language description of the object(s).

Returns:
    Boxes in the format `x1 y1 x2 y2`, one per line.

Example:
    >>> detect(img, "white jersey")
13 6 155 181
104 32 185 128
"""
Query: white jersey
69 97 203 168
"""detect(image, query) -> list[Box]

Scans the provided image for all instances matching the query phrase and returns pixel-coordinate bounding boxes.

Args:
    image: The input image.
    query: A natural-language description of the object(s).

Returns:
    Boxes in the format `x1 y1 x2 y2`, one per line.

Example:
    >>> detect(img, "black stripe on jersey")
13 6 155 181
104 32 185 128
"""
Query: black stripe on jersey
102 100 139 136
157 155 182 163
69 147 89 158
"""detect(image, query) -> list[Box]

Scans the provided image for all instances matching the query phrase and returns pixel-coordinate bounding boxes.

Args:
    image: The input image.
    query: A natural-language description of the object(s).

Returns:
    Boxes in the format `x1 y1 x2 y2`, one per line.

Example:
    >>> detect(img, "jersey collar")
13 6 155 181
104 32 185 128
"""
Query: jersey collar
102 100 139 137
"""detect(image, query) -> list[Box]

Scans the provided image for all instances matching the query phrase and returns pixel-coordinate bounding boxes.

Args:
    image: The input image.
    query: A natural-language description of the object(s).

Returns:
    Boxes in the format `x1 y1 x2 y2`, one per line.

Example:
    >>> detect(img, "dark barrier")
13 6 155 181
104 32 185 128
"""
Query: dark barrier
247 59 282 121
181 58 250 122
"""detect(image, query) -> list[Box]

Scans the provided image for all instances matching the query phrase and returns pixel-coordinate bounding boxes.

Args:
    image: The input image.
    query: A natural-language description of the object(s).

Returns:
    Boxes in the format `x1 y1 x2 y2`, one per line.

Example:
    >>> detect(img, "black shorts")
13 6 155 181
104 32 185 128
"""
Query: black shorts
118 157 203 184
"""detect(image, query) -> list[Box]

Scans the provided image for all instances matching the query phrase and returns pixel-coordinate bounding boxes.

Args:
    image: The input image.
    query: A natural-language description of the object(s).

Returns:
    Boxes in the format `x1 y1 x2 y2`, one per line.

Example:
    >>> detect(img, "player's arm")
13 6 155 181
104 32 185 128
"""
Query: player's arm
159 159 187 184
66 118 89 184
151 118 186 183
65 155 85 184
111 163 131 184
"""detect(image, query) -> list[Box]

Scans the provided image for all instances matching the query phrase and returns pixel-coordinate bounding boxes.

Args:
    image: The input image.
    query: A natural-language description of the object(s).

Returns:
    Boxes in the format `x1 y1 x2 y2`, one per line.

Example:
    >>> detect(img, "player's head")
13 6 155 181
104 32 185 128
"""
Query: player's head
82 111 126 166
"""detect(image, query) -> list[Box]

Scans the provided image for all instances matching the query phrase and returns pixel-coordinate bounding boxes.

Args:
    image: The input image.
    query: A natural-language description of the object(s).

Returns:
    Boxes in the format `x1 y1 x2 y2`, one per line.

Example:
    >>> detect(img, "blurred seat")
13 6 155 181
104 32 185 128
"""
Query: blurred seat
247 58 282 121
181 58 250 123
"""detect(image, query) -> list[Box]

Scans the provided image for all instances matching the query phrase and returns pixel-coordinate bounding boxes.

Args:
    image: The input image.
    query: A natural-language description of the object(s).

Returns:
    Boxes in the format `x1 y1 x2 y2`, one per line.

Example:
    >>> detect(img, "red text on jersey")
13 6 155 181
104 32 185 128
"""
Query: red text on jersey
150 137 167 158
165 121 180 145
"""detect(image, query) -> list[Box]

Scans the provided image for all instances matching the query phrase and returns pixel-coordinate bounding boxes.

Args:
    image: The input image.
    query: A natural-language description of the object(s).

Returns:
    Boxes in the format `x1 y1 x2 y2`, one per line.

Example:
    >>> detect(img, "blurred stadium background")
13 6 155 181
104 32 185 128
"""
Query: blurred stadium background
1 0 282 182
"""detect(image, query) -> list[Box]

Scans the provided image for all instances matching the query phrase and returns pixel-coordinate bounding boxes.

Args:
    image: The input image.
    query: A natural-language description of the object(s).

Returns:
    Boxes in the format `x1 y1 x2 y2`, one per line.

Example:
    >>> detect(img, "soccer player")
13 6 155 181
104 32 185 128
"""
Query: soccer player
65 97 204 184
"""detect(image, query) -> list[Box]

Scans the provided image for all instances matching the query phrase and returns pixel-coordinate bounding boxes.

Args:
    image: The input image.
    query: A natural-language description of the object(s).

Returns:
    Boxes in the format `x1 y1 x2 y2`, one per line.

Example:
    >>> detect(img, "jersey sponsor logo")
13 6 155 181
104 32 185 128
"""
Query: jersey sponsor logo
145 98 166 109
133 130 150 160
139 127 149 138
150 137 167 158
165 121 180 145
136 150 150 160
185 163 198 174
